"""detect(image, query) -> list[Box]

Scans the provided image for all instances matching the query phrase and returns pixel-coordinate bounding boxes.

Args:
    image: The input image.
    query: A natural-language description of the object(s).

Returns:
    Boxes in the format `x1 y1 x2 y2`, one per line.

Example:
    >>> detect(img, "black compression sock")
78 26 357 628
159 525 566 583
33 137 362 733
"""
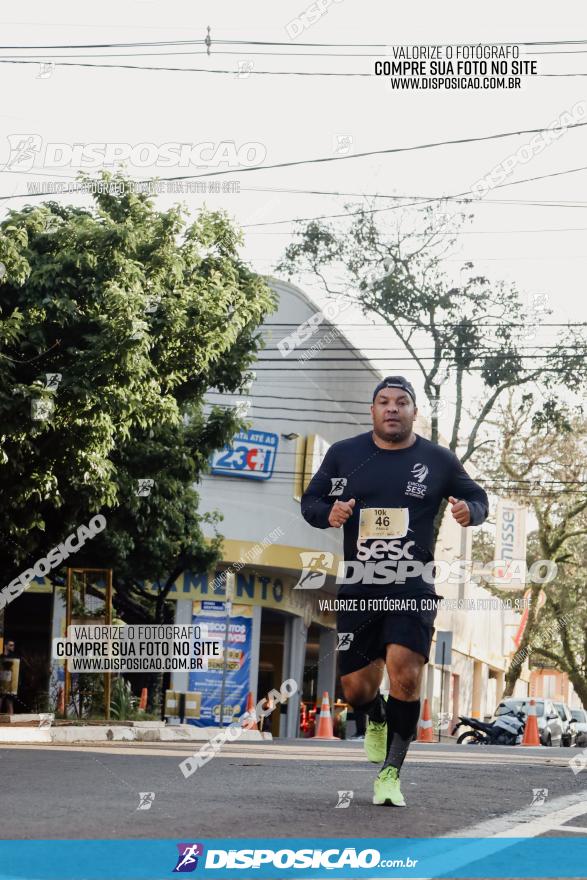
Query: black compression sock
353 692 386 725
383 696 421 771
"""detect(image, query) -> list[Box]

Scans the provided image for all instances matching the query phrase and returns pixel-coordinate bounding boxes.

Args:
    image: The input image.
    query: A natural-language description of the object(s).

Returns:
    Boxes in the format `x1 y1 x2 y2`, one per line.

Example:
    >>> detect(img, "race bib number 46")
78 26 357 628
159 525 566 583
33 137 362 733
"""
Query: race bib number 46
359 507 409 540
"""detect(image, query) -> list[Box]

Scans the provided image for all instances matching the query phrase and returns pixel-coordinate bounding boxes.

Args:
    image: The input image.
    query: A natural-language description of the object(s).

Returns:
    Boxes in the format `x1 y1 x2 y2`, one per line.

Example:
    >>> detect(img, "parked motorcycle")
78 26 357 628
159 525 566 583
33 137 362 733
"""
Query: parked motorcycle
453 709 526 745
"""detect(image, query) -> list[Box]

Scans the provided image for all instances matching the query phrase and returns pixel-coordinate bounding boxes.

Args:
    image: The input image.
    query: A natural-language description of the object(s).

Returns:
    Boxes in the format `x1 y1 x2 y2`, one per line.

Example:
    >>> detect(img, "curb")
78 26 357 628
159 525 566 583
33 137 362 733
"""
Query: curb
0 724 270 744
0 727 52 743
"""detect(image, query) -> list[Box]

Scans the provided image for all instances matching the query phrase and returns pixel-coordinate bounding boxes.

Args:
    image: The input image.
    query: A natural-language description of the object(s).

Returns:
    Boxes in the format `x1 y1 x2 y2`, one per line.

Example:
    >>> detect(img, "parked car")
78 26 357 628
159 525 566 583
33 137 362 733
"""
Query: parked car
495 698 564 746
553 702 576 747
570 708 587 747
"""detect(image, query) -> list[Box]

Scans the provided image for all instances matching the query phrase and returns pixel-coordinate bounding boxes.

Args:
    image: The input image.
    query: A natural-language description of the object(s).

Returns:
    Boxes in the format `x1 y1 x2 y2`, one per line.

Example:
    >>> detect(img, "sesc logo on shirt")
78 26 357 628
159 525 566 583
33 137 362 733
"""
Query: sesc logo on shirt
405 463 429 499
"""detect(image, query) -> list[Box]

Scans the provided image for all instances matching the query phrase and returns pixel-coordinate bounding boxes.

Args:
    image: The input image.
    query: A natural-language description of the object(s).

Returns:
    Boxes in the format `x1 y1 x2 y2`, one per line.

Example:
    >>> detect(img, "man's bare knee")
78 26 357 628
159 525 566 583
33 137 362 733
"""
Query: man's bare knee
386 645 425 700
340 663 383 707
390 670 421 700
341 681 377 707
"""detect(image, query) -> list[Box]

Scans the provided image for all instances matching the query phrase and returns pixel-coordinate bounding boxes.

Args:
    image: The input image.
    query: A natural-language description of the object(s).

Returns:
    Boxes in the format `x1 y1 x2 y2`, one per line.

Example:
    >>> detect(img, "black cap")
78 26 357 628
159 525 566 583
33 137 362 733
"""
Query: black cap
372 376 416 404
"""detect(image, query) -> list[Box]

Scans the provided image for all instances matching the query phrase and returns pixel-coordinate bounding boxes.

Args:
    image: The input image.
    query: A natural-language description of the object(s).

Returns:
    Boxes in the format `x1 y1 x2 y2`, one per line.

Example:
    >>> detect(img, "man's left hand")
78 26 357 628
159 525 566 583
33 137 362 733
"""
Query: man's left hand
449 496 470 526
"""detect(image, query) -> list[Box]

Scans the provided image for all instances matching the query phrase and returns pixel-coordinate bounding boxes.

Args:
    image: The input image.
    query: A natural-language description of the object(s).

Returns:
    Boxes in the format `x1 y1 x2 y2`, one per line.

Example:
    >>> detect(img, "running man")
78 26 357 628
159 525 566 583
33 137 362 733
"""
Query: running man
301 376 488 807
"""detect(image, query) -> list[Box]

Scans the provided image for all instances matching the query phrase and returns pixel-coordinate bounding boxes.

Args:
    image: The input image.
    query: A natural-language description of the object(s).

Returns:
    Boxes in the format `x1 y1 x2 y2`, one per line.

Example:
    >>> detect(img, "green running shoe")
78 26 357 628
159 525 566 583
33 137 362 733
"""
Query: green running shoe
363 719 387 763
373 766 406 807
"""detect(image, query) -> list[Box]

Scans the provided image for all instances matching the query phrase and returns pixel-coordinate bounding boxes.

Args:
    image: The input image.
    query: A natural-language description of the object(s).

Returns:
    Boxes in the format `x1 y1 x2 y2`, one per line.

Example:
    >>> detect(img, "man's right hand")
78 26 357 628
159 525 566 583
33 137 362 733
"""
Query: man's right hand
328 498 356 528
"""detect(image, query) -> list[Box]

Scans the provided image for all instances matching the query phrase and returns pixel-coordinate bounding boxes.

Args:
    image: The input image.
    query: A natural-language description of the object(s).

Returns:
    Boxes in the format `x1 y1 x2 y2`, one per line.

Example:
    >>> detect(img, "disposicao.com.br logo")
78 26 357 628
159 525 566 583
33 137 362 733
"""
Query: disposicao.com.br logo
191 845 418 871
3 135 267 171
173 843 204 872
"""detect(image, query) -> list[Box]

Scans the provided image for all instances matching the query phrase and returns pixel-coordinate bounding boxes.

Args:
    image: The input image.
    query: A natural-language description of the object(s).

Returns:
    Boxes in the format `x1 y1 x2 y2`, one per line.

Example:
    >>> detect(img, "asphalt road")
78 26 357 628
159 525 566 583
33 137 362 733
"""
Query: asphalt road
1 739 586 840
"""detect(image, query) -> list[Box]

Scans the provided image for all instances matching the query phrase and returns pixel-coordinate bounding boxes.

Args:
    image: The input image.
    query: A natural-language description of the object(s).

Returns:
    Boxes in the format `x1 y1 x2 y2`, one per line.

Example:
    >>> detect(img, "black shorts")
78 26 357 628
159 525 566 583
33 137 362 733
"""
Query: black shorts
336 600 438 676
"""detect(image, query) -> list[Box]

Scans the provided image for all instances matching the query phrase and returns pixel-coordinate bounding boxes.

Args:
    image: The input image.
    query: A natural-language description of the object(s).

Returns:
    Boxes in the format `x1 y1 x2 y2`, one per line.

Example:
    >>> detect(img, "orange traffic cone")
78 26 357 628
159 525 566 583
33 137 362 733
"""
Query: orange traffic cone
241 692 258 730
522 698 541 746
313 692 340 740
417 698 434 743
138 688 148 711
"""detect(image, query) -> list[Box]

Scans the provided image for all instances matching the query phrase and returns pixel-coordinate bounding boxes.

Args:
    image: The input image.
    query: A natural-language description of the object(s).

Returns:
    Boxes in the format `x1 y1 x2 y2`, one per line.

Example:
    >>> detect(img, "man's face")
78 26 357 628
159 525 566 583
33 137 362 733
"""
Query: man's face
371 387 417 443
5 641 14 654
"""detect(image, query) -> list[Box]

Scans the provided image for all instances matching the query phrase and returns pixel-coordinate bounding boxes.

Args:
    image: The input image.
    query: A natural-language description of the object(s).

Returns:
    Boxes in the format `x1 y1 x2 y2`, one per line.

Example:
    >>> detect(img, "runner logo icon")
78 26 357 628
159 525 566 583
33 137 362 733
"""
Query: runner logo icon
334 790 354 808
336 633 354 651
329 477 347 496
294 552 334 589
173 843 204 872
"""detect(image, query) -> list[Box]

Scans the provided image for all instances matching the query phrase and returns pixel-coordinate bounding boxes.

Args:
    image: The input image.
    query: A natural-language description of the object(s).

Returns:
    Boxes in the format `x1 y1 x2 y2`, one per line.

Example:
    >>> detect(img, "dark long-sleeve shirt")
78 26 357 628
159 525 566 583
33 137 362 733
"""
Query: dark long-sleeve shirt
301 431 488 598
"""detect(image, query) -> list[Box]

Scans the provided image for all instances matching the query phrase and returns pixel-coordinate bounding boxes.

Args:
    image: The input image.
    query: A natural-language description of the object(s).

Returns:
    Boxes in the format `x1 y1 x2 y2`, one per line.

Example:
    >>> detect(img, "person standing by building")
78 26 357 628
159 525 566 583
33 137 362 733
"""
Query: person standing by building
0 639 19 716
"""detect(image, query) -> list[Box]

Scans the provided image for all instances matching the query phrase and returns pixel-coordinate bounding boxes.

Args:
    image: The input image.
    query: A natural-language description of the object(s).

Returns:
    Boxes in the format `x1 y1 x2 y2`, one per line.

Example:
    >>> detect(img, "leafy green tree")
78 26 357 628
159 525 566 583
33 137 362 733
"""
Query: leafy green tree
278 205 586 540
529 535 587 708
90 408 231 626
0 175 275 623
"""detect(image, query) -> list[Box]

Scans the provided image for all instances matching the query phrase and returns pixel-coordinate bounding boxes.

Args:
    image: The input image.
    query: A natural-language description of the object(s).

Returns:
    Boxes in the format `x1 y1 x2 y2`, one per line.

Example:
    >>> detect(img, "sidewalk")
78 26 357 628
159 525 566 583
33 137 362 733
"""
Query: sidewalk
0 714 270 744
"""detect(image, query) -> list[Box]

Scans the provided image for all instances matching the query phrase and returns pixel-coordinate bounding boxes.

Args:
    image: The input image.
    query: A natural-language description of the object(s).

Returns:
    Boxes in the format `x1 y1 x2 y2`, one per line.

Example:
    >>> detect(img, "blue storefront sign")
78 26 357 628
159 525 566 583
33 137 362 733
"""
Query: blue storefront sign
210 429 278 480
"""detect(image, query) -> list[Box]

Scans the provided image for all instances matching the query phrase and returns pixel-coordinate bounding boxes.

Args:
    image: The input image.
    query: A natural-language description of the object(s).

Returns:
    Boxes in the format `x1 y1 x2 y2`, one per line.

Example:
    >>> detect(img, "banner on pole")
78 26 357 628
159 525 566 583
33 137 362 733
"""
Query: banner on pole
493 500 527 589
188 600 252 726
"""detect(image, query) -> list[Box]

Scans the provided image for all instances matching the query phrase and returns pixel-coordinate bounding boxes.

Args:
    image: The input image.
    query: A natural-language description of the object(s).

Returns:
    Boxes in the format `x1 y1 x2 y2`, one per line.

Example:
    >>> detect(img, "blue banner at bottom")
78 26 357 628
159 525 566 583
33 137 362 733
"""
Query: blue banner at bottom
0 837 586 879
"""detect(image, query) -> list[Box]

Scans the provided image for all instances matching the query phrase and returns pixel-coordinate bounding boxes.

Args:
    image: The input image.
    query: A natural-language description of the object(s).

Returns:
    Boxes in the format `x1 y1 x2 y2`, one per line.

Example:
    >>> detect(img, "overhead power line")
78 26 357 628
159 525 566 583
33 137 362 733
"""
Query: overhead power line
250 365 581 372
242 165 587 227
5 169 587 213
199 474 587 496
255 355 586 363
258 344 587 351
0 47 580 60
0 50 215 60
0 59 374 76
205 389 582 405
197 465 587 486
241 184 587 207
214 38 587 48
2 56 587 78
276 221 587 235
263 321 586 328
0 58 586 82
2 36 587 50
0 49 429 60
7 174 587 215
2 139 587 213
205 400 586 422
0 38 208 50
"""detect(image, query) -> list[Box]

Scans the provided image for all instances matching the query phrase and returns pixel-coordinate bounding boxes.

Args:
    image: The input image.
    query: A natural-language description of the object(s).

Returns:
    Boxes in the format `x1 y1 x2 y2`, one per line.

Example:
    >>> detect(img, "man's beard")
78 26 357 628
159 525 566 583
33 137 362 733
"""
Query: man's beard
375 422 411 443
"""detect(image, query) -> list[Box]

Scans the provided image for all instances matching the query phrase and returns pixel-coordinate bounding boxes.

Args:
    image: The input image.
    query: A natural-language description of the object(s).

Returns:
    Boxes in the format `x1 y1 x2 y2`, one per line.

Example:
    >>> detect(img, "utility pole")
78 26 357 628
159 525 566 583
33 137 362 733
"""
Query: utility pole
218 571 234 727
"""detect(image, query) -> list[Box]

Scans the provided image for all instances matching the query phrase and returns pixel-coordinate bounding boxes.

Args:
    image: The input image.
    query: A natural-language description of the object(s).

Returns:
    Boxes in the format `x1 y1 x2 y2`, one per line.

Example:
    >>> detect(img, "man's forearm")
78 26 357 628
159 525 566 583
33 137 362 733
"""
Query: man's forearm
301 498 332 529
464 498 488 526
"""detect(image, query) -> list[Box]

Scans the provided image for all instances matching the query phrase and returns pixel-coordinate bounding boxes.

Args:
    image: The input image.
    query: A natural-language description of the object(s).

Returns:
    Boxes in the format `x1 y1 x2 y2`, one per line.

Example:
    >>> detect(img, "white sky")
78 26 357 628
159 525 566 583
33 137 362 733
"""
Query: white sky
1 0 586 431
